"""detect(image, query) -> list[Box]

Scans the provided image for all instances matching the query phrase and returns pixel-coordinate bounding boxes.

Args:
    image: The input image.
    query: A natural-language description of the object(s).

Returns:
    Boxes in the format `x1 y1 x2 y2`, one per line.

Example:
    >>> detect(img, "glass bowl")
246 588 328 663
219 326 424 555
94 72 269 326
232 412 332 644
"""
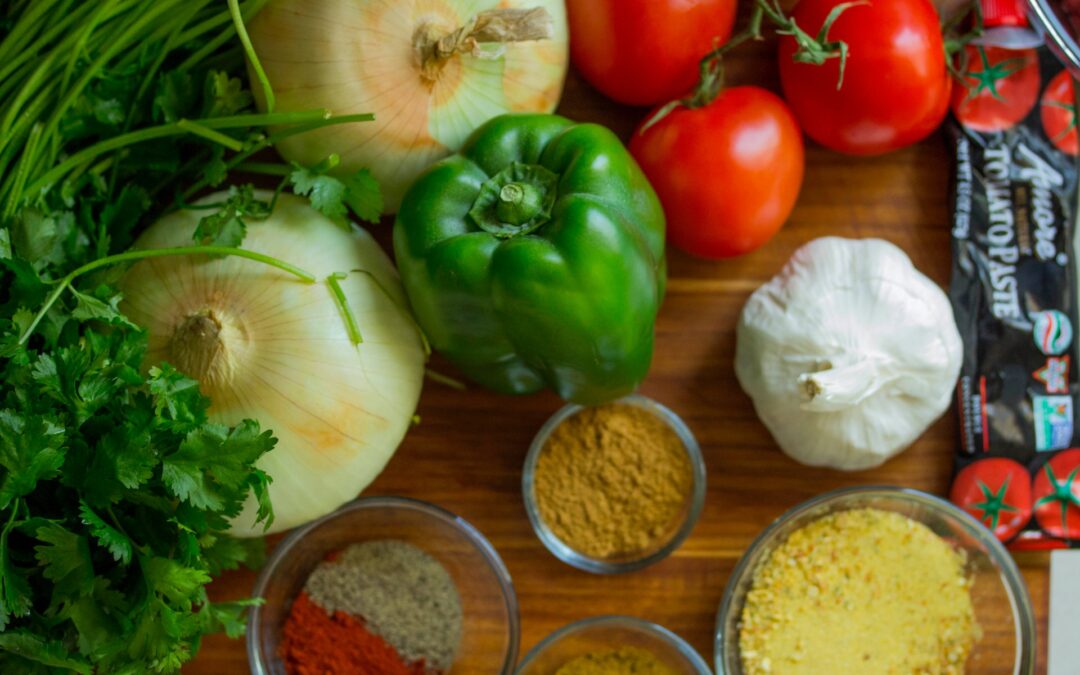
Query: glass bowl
522 394 707 574
1030 0 1080 78
247 496 519 674
714 486 1036 675
515 616 712 674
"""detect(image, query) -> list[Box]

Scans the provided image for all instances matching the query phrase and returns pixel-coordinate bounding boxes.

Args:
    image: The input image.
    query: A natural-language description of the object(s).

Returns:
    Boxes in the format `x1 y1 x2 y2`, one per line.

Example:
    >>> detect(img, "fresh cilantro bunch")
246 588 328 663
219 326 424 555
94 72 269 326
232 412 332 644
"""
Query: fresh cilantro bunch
0 0 377 671
0 332 275 673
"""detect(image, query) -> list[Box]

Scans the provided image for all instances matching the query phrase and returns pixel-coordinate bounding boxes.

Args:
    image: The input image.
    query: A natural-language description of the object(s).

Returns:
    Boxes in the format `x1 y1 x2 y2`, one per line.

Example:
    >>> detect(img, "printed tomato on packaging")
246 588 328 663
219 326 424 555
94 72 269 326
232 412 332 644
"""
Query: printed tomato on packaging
947 45 1080 549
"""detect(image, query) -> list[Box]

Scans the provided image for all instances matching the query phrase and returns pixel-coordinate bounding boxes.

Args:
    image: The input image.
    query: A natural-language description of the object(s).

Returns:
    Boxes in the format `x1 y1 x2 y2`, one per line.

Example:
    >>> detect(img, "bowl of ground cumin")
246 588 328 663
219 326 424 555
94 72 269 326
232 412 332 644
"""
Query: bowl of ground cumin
247 496 519 674
523 395 706 573
515 615 712 675
715 487 1037 675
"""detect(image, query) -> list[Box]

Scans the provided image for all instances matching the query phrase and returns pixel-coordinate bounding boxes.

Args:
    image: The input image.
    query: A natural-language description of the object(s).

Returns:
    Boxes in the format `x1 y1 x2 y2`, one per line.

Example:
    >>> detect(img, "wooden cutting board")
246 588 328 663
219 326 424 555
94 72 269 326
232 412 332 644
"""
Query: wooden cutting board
185 42 1051 675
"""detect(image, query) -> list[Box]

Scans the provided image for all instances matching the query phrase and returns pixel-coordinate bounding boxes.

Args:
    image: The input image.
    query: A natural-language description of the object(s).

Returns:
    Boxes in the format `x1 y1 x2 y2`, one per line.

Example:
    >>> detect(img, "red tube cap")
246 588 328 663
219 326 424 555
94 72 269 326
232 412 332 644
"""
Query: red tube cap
981 0 1030 28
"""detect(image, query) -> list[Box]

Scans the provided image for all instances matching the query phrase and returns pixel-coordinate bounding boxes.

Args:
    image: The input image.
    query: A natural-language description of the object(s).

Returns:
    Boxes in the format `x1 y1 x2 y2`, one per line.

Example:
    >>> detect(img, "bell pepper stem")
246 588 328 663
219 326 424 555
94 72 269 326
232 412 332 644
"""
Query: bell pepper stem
496 182 543 225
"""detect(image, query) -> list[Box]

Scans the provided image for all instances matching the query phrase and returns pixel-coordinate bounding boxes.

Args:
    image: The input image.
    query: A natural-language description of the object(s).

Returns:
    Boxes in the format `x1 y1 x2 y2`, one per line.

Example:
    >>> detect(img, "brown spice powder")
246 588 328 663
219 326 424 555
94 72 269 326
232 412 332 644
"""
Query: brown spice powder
534 403 693 559
554 647 678 675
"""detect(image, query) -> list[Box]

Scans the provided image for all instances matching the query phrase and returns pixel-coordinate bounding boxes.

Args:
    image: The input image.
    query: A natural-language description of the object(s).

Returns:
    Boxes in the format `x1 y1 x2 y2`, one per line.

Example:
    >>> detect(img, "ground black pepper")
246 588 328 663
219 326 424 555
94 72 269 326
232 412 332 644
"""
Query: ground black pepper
304 540 462 671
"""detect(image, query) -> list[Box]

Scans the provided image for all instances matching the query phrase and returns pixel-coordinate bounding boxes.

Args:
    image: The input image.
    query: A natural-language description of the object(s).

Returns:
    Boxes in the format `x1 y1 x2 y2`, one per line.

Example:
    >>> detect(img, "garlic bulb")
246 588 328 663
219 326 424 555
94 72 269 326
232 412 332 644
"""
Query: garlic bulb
247 0 569 213
735 237 962 470
120 192 425 535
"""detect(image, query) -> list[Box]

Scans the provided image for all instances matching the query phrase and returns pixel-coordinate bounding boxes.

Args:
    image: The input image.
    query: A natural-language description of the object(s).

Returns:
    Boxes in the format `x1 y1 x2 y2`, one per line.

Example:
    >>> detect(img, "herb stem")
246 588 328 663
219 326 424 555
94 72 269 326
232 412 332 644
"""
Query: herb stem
18 246 317 345
179 113 375 199
22 110 344 198
326 273 364 345
176 119 245 152
227 0 274 111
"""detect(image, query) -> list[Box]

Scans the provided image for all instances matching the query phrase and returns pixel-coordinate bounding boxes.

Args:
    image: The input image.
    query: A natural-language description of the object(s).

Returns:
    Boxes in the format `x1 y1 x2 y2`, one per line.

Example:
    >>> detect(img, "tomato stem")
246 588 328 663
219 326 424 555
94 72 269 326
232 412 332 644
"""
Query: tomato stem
943 1 986 82
639 0 863 134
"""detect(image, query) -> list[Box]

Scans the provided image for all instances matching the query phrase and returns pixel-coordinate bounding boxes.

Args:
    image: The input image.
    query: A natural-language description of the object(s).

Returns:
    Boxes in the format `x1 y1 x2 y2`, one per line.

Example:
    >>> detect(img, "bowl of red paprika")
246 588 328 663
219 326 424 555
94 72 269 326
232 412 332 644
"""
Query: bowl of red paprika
247 496 520 674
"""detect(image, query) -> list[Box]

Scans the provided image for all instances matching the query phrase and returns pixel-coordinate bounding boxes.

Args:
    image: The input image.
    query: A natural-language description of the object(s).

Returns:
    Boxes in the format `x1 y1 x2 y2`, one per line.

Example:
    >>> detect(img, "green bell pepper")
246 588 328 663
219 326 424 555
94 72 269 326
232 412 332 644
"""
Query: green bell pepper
393 113 666 405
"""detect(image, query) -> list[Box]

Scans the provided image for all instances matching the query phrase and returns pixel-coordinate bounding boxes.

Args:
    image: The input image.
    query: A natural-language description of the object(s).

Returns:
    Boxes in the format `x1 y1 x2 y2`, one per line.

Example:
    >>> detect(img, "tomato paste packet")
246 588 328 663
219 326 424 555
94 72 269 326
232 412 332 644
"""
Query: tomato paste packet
947 45 1080 549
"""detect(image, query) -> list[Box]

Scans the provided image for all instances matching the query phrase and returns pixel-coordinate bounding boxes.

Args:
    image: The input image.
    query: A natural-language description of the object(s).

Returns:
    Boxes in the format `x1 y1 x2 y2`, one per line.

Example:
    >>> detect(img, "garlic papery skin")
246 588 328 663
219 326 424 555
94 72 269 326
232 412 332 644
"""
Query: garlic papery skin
247 0 568 213
120 192 425 535
734 237 963 471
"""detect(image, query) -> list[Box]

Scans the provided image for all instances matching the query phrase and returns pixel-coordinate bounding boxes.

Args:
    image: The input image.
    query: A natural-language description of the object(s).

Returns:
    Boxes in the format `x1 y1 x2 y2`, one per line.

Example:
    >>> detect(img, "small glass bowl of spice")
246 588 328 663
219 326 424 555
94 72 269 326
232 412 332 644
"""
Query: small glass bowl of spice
715 486 1037 675
515 615 712 675
523 394 706 573
248 496 519 674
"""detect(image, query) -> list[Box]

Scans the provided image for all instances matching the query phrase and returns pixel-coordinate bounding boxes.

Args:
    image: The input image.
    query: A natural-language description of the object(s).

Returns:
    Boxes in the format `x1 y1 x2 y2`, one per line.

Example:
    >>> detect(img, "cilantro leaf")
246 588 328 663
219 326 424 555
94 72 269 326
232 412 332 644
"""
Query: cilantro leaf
0 515 32 631
343 168 383 224
79 503 133 565
0 410 66 509
12 208 58 264
290 164 350 225
0 229 11 259
34 522 94 609
205 599 260 639
147 364 208 431
161 421 275 513
0 255 49 308
142 556 211 611
97 420 156 491
201 535 265 576
31 341 123 425
191 184 267 247
153 70 195 123
204 145 228 188
0 632 92 673
202 71 252 118
70 286 137 329
289 162 383 226
247 468 274 531
193 209 246 248
67 592 122 661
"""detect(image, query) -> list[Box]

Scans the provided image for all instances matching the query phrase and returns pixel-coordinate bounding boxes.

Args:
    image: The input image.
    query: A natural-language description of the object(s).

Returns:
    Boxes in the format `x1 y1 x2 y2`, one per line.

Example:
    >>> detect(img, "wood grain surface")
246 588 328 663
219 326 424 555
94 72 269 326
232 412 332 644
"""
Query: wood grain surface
185 34 1051 675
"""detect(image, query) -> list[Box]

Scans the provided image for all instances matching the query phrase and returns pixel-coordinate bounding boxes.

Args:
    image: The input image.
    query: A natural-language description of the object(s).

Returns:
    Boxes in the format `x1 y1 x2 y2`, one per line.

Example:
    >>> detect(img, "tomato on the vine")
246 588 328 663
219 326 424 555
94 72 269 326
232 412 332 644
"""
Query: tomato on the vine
566 0 736 106
950 458 1032 541
1033 448 1080 539
1041 69 1079 156
777 0 951 155
629 87 804 259
951 45 1040 133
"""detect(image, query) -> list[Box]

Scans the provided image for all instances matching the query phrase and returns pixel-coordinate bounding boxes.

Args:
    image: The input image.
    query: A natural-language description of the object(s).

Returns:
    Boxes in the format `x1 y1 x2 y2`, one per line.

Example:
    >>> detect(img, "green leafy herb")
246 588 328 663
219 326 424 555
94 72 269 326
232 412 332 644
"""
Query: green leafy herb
0 0 380 670
191 184 269 247
289 156 384 227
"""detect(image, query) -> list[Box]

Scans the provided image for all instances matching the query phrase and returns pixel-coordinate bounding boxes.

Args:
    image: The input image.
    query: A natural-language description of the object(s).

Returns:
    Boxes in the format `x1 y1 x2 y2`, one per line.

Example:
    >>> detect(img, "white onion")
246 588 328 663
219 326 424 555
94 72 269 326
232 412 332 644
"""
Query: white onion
120 192 425 535
247 0 569 212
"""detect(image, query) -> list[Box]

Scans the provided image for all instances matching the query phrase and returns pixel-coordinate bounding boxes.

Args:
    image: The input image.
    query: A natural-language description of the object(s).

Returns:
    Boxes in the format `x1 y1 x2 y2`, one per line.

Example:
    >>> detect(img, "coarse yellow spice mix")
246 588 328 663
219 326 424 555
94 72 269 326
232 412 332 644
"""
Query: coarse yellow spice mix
533 403 694 559
738 508 978 675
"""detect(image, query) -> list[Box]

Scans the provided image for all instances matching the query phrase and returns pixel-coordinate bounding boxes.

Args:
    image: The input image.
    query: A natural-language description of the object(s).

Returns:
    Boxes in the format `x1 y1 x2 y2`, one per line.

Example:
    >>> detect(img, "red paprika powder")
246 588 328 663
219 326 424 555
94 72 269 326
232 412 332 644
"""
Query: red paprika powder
280 592 427 675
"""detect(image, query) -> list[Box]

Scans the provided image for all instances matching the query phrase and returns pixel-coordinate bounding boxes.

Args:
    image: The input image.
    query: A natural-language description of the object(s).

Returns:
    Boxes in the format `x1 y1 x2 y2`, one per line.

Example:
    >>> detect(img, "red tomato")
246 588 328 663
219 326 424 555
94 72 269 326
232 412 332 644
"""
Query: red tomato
949 458 1032 541
629 87 804 259
566 0 736 106
1041 70 1079 156
951 46 1040 133
777 0 951 155
1033 448 1080 539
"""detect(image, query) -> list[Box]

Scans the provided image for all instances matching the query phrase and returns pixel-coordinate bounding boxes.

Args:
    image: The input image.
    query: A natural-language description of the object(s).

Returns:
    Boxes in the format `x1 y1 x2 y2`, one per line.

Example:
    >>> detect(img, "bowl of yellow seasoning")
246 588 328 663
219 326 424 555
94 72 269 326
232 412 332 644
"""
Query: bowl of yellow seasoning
515 616 712 674
715 486 1037 675
522 395 706 573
